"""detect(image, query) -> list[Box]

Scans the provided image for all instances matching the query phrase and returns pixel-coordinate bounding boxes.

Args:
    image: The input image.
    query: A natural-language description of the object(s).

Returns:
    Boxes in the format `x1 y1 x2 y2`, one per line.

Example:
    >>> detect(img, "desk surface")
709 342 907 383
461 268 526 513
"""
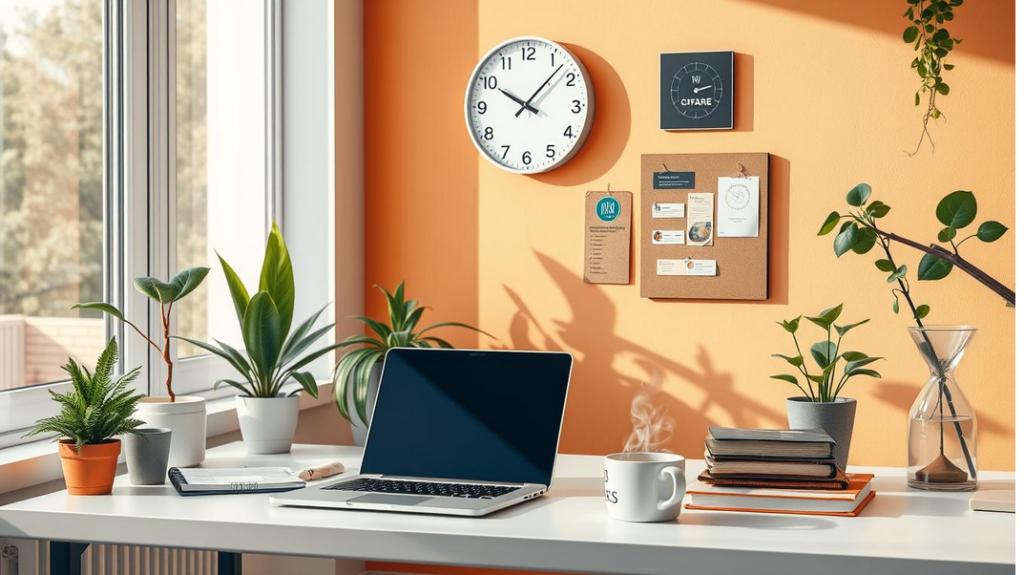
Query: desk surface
0 443 1015 575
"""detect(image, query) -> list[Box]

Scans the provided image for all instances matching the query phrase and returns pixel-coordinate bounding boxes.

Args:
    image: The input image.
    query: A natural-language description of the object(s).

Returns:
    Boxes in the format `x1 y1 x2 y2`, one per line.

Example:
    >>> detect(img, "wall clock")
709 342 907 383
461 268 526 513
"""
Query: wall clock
660 51 734 130
465 37 595 174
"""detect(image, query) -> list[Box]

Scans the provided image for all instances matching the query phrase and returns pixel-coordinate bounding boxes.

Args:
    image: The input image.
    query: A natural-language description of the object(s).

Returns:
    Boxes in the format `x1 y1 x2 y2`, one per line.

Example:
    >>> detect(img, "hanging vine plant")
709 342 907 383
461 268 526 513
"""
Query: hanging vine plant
903 0 963 156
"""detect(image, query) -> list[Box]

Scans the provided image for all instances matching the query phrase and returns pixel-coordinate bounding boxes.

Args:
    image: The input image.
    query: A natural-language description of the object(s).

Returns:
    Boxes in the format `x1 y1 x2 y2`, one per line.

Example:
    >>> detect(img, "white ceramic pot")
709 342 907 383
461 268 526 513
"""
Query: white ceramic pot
236 395 299 454
134 396 207 468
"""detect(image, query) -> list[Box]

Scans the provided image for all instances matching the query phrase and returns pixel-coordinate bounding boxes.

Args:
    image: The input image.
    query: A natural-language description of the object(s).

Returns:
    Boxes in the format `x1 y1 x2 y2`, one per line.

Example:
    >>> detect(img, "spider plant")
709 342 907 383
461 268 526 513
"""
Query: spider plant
25 338 145 451
177 223 344 398
333 281 492 426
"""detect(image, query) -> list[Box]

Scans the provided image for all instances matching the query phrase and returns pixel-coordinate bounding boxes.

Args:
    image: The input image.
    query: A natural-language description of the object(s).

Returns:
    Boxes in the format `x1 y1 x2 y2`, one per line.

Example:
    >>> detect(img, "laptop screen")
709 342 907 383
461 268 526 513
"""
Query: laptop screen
360 349 573 486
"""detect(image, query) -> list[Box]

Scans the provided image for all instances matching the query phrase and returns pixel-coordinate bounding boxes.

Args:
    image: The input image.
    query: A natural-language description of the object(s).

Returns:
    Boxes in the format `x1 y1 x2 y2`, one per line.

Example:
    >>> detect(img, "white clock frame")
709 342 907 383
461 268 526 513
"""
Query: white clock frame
464 36 595 175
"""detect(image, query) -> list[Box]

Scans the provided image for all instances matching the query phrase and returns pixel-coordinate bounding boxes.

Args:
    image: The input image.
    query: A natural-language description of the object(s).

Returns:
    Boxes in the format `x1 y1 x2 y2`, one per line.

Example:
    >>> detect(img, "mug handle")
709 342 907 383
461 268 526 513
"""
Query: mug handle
657 466 686 511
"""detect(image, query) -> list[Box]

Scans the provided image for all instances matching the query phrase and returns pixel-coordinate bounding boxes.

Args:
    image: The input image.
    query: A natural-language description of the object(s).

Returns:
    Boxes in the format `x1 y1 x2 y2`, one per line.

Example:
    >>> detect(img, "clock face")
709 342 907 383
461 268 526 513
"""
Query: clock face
465 37 594 174
670 62 723 119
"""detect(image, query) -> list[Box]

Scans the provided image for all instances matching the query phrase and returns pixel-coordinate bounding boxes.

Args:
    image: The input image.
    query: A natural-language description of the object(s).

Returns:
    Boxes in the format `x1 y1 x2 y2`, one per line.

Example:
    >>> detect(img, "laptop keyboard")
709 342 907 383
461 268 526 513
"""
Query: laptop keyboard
325 477 519 499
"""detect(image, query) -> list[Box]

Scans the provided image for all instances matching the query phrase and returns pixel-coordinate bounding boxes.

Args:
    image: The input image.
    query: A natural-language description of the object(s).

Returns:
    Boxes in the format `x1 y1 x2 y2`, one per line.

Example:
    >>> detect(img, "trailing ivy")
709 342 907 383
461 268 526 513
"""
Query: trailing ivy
903 0 963 156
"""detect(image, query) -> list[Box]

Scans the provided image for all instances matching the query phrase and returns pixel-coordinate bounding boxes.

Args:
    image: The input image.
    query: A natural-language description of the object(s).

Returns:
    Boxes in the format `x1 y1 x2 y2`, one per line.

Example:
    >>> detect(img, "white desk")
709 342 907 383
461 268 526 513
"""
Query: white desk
0 443 1015 575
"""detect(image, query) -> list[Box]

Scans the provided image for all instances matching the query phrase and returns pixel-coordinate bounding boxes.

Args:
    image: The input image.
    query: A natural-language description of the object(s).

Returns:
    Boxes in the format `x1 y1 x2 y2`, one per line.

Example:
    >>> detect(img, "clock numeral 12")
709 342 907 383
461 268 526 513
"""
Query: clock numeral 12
522 46 536 61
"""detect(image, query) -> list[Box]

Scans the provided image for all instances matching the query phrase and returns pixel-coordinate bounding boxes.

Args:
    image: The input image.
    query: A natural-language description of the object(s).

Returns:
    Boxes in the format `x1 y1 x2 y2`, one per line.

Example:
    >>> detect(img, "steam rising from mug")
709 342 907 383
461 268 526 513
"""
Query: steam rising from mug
623 390 675 453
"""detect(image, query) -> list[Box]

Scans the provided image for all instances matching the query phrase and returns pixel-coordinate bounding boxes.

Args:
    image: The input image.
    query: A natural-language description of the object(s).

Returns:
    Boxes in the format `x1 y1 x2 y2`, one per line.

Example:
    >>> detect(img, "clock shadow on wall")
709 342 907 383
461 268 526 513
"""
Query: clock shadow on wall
530 44 631 186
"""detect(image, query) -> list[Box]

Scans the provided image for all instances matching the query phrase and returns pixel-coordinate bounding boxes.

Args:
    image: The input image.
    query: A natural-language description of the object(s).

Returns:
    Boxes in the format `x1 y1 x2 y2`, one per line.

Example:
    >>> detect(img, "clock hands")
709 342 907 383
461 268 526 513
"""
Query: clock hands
693 85 713 93
515 63 564 118
499 88 540 115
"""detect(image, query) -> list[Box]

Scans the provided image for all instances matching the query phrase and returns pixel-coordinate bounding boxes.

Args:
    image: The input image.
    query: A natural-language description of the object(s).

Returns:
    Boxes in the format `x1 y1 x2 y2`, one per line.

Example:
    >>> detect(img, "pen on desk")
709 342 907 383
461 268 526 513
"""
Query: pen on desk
297 461 345 481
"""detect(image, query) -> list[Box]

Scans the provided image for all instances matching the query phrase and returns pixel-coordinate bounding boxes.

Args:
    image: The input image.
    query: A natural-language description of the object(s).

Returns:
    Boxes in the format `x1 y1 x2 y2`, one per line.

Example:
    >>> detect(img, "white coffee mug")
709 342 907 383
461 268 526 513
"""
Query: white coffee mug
604 452 686 522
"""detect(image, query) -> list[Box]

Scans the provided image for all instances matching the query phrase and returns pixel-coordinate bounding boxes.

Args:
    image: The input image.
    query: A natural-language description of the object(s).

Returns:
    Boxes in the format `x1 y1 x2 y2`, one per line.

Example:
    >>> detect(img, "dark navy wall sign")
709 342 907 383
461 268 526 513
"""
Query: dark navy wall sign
660 51 734 131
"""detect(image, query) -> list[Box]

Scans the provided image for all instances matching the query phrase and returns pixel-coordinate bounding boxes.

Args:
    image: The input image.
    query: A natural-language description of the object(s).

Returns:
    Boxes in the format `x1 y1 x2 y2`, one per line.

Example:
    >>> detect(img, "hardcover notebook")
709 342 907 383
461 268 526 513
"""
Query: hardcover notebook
705 452 838 479
686 473 875 517
697 468 852 490
706 427 836 460
168 467 305 496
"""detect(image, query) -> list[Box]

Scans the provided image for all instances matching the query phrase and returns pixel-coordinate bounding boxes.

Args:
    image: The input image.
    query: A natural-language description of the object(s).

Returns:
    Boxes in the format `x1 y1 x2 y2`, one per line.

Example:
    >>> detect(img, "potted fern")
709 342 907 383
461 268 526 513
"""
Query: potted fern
73 267 209 467
178 223 343 454
25 338 145 495
333 281 491 445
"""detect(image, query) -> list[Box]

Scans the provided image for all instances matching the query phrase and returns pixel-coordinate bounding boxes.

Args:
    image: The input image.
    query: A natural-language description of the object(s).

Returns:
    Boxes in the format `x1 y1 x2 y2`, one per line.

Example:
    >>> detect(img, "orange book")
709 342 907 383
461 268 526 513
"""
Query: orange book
685 474 875 517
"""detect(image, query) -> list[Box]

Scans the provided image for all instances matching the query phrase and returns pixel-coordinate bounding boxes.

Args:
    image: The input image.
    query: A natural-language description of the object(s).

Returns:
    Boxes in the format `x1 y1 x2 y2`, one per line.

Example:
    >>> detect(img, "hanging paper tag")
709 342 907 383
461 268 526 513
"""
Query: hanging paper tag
585 191 632 284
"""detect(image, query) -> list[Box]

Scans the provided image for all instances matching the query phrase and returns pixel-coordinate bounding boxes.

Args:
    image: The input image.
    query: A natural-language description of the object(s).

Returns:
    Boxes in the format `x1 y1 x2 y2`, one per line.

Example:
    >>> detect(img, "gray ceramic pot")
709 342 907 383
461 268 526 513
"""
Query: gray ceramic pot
125 427 172 485
786 397 857 470
349 362 383 447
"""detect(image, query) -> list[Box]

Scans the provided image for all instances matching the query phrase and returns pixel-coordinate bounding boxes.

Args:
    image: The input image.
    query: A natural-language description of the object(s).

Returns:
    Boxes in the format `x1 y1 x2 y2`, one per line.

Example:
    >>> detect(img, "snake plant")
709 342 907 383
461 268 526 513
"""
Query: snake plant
178 223 343 398
333 281 491 426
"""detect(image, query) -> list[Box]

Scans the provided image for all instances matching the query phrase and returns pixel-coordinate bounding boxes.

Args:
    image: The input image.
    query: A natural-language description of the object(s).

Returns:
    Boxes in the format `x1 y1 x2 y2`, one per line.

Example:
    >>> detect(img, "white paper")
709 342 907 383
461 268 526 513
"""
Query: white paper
652 202 685 219
657 259 717 276
652 229 686 245
717 176 760 237
687 193 714 246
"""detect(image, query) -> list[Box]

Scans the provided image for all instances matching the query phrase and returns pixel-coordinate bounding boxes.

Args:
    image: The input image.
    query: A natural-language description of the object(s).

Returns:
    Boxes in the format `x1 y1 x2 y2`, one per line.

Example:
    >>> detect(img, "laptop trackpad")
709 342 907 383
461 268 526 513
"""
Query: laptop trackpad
349 494 433 506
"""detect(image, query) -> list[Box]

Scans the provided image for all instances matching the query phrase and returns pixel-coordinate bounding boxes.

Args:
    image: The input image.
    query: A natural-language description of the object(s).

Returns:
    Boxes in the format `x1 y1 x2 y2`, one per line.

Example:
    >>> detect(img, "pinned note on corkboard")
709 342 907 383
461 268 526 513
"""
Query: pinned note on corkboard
584 190 632 284
640 153 769 300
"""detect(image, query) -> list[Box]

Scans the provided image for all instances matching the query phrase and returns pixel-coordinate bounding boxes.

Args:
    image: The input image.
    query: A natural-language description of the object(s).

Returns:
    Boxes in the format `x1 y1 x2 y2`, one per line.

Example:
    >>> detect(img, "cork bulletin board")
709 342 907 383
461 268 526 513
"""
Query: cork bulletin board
640 153 770 300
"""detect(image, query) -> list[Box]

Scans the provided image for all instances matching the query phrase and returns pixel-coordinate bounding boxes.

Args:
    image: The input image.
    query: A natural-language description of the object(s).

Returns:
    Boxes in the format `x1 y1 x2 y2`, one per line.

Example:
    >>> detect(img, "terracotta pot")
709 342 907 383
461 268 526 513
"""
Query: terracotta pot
58 439 121 495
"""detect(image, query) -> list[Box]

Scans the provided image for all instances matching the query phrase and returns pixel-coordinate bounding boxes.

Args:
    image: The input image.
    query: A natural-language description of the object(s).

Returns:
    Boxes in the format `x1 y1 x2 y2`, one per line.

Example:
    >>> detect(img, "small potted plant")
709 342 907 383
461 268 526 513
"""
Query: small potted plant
74 267 209 467
333 281 492 445
25 338 145 495
771 303 882 470
178 223 341 454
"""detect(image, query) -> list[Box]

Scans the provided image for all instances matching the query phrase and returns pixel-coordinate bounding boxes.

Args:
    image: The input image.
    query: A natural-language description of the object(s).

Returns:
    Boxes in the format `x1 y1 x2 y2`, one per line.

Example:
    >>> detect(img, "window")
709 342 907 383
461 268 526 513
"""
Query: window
0 0 107 408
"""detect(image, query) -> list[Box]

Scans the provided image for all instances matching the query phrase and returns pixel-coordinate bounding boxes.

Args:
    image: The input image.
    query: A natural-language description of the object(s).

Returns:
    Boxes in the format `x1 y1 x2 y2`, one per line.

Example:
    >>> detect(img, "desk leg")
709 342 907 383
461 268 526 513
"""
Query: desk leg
218 551 242 575
49 541 88 575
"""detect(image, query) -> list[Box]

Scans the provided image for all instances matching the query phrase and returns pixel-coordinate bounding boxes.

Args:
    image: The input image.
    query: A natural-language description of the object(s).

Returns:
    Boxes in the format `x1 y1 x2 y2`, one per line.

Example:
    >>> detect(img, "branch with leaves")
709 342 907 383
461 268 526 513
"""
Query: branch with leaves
771 304 882 403
74 267 210 402
902 0 963 156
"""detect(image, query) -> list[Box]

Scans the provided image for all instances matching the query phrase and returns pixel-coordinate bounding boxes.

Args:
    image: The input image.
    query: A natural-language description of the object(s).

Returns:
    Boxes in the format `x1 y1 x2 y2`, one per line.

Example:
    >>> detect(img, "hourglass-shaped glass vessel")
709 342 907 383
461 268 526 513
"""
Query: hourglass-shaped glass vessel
907 326 978 491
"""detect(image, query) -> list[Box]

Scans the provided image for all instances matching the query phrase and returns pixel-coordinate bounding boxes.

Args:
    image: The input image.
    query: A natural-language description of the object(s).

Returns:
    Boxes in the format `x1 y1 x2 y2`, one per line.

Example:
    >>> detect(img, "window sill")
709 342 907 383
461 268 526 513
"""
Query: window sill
0 381 334 498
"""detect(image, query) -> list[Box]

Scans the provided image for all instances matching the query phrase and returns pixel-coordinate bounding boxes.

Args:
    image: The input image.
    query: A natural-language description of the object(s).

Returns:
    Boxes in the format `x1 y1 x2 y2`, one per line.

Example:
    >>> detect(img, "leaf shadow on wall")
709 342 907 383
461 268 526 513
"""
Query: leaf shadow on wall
530 44 631 187
871 381 1013 439
494 251 785 457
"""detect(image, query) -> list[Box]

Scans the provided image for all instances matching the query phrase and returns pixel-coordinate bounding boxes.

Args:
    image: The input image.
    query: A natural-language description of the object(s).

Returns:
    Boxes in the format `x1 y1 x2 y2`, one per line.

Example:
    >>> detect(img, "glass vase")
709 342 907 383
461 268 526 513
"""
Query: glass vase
907 326 978 491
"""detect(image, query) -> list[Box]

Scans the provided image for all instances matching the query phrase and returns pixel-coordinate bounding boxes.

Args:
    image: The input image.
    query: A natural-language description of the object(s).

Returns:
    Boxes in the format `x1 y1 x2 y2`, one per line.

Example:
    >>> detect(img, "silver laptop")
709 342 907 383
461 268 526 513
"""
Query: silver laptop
270 348 573 516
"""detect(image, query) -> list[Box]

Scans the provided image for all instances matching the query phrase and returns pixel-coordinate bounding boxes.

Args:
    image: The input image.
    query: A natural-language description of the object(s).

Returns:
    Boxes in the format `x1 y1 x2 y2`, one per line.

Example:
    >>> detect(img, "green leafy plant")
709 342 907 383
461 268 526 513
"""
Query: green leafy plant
25 338 145 451
74 268 210 402
902 0 963 156
771 304 882 402
333 281 492 426
178 223 343 399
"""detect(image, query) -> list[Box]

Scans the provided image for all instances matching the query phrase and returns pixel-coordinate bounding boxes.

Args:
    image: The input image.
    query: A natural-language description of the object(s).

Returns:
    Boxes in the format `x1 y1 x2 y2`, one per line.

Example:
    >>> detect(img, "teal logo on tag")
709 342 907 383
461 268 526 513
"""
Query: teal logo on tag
596 197 620 222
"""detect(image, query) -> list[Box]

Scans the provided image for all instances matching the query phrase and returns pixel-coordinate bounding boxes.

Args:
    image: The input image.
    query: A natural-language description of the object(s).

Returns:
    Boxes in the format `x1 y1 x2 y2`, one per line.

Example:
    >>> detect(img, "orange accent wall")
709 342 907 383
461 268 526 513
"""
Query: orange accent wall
363 0 1014 573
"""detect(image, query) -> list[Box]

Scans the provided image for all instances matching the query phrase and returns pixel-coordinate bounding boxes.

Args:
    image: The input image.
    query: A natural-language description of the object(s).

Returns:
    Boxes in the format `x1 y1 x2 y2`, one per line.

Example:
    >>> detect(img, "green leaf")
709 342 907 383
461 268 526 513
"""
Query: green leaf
846 183 872 207
835 319 869 336
918 253 953 281
935 191 977 229
937 227 957 242
165 267 210 302
290 371 319 399
943 63 955 70
833 223 859 257
217 252 251 327
887 265 908 284
818 212 841 236
915 92 921 106
174 336 253 379
72 302 125 322
771 354 804 368
914 304 931 320
806 304 844 330
809 341 838 369
242 292 283 379
770 374 799 385
846 368 882 379
892 292 900 314
903 25 919 43
841 351 868 362
259 222 295 338
776 316 801 334
977 221 1008 242
844 356 882 374
865 201 890 218
874 259 896 273
935 82 950 95
416 321 495 340
132 277 180 303
851 227 877 255
214 379 253 396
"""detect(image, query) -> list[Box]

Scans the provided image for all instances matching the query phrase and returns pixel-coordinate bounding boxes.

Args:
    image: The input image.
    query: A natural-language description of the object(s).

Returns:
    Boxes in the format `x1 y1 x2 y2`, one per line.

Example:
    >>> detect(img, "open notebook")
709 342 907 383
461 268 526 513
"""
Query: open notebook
168 467 306 496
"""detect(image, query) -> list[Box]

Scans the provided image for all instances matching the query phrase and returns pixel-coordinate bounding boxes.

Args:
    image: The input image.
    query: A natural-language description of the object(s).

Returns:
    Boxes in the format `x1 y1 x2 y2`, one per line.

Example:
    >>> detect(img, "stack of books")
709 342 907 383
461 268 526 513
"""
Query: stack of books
685 427 875 517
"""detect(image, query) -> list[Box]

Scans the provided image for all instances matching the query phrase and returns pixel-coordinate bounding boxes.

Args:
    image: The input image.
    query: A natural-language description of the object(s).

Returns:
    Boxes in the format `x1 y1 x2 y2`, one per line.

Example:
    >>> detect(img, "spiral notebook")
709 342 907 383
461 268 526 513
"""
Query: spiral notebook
168 467 306 496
